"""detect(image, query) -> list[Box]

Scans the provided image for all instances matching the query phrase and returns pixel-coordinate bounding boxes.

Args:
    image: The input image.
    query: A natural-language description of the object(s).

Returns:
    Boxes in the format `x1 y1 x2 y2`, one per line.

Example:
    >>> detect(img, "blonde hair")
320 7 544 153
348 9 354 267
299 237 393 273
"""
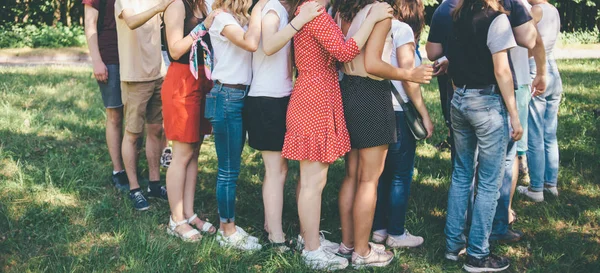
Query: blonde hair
212 0 253 26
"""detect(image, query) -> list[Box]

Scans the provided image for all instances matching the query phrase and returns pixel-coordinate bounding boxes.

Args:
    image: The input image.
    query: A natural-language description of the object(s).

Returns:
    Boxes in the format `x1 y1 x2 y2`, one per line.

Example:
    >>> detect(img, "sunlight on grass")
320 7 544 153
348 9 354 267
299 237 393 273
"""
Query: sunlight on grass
69 232 122 256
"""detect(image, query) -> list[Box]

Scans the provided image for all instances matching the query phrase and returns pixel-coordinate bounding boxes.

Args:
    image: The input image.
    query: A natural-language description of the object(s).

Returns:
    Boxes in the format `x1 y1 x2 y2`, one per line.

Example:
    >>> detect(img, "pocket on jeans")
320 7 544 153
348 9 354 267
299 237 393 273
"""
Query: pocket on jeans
464 95 502 112
228 88 247 102
204 89 218 120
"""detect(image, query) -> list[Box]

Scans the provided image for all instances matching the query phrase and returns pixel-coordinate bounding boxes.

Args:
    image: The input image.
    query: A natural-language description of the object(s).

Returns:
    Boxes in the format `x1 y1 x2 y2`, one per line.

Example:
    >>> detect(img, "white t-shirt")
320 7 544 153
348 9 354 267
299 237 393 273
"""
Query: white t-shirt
249 0 293 97
390 20 421 112
208 12 252 85
509 0 532 86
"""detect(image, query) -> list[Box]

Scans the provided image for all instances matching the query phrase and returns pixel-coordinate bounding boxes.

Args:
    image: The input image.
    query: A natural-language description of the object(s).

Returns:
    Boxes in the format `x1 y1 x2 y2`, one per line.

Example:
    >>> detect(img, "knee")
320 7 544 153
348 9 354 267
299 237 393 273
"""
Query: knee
124 131 141 144
106 108 123 124
147 124 163 138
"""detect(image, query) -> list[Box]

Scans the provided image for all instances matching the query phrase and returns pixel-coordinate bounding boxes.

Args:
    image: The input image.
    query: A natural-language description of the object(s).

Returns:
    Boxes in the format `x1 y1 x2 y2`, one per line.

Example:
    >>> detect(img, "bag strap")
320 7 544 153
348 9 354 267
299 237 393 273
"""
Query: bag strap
389 81 412 112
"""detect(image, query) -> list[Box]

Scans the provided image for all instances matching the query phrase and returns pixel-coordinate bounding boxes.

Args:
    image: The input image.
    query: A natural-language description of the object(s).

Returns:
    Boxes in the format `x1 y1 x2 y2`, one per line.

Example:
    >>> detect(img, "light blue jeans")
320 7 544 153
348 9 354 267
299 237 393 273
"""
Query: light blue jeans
491 137 517 238
445 85 509 259
527 58 562 191
204 83 248 223
515 84 531 154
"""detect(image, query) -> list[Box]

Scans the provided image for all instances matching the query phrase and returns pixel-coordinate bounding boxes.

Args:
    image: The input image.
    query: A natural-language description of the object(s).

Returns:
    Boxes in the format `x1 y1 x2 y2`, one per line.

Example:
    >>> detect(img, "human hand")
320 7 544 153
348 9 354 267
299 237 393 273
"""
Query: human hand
531 74 547 97
410 64 434 84
156 0 175 13
295 1 323 26
423 115 434 139
93 60 108 83
510 118 523 141
367 2 394 23
433 58 448 76
203 9 223 30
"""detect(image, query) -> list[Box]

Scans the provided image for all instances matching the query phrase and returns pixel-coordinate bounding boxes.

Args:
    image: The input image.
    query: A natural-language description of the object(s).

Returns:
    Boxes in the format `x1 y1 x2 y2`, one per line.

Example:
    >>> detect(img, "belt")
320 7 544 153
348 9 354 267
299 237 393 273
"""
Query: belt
462 84 498 90
216 80 248 91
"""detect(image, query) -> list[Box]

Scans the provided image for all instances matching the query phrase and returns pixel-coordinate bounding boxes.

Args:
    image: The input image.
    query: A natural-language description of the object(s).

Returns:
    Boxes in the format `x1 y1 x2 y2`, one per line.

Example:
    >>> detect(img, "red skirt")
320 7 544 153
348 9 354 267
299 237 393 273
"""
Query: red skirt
161 62 212 143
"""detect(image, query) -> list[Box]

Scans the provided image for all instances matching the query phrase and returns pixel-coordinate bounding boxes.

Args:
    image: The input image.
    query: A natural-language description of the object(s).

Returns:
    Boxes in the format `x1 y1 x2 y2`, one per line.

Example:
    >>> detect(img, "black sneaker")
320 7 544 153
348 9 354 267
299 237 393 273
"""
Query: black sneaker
147 185 168 201
490 229 524 244
464 254 510 272
129 191 150 211
112 171 129 192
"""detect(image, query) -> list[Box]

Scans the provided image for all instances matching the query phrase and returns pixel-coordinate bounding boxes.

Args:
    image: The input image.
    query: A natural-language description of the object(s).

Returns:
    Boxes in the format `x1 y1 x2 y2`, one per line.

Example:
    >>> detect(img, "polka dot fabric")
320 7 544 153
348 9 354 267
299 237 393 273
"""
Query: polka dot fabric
281 2 361 164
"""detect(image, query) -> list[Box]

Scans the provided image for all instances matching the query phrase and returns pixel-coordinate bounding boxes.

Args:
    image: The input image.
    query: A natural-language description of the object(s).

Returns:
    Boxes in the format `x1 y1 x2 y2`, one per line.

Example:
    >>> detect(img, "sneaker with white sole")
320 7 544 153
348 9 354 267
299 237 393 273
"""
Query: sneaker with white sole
217 226 262 251
544 186 559 197
297 231 339 253
372 230 388 244
517 186 544 202
386 230 424 248
445 248 467 261
337 242 354 259
351 242 394 269
302 246 349 271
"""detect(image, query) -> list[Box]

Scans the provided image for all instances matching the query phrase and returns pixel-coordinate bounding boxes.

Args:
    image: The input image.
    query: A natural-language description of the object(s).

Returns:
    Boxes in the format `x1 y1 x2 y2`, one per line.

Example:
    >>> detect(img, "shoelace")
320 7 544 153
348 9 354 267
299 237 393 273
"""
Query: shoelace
133 193 145 203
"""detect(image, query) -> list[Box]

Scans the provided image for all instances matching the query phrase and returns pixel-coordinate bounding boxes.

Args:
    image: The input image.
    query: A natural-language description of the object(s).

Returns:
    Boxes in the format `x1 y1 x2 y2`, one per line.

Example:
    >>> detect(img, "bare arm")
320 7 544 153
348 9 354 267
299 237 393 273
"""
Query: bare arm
512 21 536 50
163 1 195 60
363 19 433 84
221 1 267 52
396 43 434 138
349 2 393 49
493 50 523 141
425 42 444 61
261 2 322 56
119 0 173 30
84 5 107 83
529 5 547 95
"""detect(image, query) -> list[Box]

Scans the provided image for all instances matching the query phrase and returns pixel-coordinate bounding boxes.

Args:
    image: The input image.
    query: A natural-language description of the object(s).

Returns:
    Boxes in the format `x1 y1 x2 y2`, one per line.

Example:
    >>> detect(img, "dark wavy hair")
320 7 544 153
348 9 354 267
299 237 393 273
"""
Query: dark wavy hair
333 0 397 22
183 0 209 18
395 0 425 41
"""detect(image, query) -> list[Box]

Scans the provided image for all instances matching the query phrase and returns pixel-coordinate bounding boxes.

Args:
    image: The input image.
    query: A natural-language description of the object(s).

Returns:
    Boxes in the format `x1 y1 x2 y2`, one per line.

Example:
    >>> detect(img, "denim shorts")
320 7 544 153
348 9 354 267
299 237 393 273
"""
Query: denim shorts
98 64 123 108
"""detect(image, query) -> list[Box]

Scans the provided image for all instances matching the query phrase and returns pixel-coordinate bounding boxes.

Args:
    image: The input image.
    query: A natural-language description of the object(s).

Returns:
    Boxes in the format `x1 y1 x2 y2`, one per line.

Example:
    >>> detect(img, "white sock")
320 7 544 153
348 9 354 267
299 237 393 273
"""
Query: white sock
113 170 124 175
374 229 388 237
390 231 408 240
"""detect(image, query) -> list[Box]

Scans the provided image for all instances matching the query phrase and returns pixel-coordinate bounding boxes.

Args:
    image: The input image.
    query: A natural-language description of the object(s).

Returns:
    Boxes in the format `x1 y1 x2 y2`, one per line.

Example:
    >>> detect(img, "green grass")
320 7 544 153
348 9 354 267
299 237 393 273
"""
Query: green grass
0 60 599 272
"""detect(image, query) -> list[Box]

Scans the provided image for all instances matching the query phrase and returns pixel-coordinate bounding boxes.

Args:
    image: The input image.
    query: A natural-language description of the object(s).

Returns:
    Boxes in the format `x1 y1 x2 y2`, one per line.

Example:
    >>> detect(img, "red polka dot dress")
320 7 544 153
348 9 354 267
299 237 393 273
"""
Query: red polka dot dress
282 3 361 164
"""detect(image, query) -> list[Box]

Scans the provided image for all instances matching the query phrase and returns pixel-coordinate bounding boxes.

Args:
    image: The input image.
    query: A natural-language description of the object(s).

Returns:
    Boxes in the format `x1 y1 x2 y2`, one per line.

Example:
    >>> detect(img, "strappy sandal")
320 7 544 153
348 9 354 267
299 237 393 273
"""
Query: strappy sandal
167 216 202 242
509 210 518 225
187 213 217 235
268 233 291 253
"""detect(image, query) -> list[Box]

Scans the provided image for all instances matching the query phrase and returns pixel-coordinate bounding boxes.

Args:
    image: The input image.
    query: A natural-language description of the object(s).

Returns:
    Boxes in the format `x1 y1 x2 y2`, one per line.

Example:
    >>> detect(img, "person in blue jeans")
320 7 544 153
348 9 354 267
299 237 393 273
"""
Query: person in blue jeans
205 0 270 251
518 0 562 202
436 0 524 271
371 0 433 250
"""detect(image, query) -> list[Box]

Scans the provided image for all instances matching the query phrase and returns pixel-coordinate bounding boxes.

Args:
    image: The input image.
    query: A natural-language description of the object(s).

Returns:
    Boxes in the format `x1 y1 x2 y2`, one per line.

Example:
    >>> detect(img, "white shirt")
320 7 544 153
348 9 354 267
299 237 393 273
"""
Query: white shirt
249 0 293 97
208 12 252 85
390 20 420 111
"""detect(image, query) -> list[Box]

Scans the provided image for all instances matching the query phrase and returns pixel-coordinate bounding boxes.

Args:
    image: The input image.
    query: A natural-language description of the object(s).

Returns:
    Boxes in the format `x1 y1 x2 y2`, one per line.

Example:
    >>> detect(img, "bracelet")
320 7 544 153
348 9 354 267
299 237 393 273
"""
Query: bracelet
290 22 299 32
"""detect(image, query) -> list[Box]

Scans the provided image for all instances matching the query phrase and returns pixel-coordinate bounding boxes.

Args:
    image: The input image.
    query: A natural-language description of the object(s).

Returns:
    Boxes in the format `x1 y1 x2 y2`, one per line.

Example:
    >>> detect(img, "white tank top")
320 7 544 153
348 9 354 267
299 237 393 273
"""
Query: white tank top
336 4 393 80
536 3 560 56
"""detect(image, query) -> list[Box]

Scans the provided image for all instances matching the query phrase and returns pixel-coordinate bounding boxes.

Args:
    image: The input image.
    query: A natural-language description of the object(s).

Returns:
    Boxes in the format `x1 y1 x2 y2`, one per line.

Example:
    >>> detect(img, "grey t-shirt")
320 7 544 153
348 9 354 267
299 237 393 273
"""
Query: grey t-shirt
487 14 517 54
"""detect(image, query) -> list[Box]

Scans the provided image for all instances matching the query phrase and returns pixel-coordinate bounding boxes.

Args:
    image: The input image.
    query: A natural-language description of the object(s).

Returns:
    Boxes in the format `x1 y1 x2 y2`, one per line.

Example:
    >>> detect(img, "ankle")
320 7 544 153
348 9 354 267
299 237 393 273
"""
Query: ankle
354 246 370 257
268 232 286 243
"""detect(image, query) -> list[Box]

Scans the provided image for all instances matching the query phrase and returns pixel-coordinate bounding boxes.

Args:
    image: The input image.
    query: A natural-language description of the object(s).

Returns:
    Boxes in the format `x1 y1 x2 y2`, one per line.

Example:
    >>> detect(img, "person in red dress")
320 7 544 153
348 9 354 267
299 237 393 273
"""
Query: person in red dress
281 0 393 270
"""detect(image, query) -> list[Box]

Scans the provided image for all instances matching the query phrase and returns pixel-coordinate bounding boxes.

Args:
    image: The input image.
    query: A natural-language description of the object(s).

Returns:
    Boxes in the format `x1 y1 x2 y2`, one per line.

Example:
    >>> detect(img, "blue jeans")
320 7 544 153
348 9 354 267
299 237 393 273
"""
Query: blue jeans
445 86 509 259
527 58 561 191
373 111 417 236
204 83 248 223
491 137 517 238
515 85 531 154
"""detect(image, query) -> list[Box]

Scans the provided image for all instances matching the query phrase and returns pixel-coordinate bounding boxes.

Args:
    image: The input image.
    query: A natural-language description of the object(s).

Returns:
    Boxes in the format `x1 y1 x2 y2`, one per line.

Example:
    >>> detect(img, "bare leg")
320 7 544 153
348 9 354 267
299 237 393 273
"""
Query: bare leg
298 160 329 251
339 150 359 248
106 107 124 171
145 124 163 181
182 139 201 218
262 151 288 242
354 145 388 256
122 131 142 189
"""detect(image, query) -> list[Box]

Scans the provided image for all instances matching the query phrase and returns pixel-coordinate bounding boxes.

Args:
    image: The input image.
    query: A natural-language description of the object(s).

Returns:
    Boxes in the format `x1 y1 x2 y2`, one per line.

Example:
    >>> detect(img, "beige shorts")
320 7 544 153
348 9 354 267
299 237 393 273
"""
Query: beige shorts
121 78 164 134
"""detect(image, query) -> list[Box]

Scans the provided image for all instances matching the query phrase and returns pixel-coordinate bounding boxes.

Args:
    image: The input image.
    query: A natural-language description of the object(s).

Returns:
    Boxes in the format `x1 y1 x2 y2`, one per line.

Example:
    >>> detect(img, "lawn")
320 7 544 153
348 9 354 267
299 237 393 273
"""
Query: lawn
0 60 599 273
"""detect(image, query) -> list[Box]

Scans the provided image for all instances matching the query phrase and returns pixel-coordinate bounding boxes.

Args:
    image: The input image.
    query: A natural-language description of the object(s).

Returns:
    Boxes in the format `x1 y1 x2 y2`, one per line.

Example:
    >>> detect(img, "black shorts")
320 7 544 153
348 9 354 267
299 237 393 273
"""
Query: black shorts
243 96 290 151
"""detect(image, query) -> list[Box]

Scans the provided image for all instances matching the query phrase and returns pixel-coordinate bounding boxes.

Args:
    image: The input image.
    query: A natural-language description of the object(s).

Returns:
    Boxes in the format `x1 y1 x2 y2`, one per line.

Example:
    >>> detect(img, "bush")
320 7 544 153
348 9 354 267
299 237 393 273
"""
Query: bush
559 28 600 45
0 24 86 48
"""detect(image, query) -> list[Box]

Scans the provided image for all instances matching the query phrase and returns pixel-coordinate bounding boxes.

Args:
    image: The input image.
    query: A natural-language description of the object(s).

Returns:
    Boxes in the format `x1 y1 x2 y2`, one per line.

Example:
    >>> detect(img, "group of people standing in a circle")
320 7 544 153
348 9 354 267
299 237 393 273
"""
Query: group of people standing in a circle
83 0 561 271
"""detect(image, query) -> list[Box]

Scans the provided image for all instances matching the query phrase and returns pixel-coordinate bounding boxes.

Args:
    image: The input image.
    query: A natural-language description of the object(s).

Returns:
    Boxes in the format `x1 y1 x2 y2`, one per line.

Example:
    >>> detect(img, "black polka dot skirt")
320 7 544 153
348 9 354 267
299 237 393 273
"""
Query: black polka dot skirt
340 74 397 149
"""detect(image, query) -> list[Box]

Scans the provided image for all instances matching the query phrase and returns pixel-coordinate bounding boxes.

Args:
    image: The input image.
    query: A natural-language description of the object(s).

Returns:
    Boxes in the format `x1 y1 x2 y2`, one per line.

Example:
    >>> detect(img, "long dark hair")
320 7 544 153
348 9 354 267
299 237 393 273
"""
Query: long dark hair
333 0 397 22
395 0 425 42
452 0 506 21
182 0 209 18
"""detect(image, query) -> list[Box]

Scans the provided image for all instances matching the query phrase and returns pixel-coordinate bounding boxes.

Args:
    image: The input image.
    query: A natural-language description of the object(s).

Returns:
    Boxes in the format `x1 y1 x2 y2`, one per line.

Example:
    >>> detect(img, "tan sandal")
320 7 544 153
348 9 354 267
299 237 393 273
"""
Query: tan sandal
187 214 217 235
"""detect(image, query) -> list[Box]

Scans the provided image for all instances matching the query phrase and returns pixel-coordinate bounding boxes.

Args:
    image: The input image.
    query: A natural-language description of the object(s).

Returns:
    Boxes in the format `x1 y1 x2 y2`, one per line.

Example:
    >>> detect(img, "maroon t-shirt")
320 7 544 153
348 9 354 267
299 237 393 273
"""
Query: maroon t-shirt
83 0 119 64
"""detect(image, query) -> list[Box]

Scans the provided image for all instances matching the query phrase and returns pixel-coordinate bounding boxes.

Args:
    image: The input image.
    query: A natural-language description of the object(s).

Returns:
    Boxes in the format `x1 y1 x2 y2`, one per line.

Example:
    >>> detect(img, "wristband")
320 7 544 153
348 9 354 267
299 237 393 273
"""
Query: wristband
290 22 299 32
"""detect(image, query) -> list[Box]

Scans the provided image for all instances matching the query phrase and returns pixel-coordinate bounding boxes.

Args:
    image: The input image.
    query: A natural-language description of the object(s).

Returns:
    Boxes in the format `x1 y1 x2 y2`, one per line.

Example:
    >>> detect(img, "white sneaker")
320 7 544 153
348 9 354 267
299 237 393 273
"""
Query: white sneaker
517 186 544 202
386 230 424 248
372 229 388 243
217 227 262 251
351 242 394 269
297 231 340 253
302 246 349 271
544 186 559 197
